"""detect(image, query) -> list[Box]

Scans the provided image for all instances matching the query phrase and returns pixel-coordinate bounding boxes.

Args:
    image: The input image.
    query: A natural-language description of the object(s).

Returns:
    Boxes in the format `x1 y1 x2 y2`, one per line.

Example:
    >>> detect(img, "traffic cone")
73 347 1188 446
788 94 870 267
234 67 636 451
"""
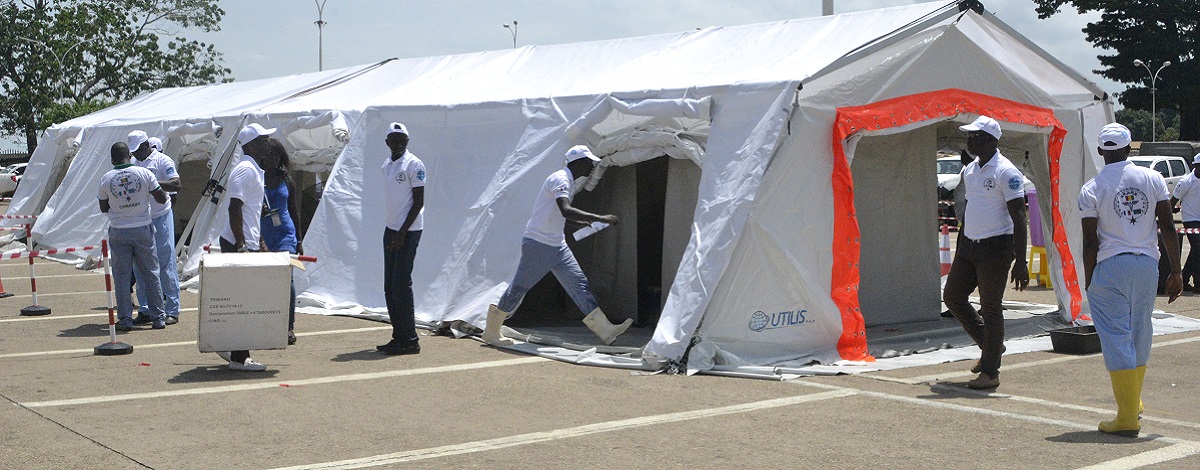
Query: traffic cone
940 224 952 277
0 271 11 298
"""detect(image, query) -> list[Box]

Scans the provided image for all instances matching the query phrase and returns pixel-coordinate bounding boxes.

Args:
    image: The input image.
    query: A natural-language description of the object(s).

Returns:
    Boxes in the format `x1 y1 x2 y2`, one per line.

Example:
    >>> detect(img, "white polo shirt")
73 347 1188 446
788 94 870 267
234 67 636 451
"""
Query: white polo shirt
1173 171 1200 222
219 154 265 250
962 151 1026 240
524 167 574 246
1080 160 1169 262
98 164 160 229
135 150 177 219
381 150 426 231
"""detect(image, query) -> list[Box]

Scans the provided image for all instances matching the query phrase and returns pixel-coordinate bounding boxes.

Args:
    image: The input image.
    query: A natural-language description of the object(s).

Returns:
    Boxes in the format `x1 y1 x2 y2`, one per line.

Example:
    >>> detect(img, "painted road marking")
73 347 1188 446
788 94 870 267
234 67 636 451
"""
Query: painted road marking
21 357 549 408
0 326 391 359
269 389 857 470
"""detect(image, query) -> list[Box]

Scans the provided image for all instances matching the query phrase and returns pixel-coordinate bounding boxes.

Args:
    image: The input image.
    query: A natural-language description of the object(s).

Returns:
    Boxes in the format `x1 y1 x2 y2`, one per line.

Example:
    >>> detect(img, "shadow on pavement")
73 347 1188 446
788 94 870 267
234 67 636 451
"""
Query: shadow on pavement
330 350 393 362
58 323 118 338
1045 430 1157 444
168 365 281 383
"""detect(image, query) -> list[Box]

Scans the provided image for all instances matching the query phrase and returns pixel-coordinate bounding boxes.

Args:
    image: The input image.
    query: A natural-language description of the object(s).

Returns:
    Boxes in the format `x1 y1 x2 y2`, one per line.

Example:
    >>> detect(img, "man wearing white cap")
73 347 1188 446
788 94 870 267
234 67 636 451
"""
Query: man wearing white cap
1170 153 1200 292
216 123 272 371
1081 122 1182 437
942 115 1028 390
375 122 425 356
482 145 633 347
128 131 182 326
99 142 169 330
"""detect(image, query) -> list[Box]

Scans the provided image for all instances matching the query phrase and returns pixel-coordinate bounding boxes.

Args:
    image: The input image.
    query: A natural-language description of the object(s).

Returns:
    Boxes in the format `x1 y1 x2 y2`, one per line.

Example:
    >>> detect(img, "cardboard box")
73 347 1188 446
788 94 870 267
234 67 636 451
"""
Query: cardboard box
198 252 292 353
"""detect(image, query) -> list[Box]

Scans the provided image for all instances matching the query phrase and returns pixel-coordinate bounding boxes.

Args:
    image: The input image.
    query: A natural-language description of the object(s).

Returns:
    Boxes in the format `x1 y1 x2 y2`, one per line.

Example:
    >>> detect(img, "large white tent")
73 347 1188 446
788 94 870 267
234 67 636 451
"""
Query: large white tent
8 1 1112 374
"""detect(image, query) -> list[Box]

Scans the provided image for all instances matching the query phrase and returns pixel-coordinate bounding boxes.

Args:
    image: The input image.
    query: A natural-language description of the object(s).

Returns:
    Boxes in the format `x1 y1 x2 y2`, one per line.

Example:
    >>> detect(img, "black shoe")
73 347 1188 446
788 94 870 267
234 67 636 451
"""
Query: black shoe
165 316 178 325
288 332 297 345
376 339 399 351
940 309 954 318
380 341 420 356
132 314 155 325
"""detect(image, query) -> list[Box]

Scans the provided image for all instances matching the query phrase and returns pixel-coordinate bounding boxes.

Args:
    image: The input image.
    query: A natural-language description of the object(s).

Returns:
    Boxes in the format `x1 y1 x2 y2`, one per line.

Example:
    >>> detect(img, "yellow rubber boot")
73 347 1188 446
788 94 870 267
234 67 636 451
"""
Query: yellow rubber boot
1136 365 1146 415
1099 369 1142 437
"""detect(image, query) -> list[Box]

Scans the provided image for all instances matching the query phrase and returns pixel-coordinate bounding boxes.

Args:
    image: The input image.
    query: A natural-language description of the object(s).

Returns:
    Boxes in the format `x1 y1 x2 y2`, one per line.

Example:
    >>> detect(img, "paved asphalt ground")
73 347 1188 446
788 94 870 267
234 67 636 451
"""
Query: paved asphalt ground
3 223 1200 469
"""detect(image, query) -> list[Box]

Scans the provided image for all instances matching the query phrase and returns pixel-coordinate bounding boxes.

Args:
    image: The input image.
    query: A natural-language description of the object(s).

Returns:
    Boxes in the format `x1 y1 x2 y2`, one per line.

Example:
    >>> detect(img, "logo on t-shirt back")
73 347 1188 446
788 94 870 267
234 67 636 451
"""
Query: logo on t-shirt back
110 171 142 202
1113 188 1150 224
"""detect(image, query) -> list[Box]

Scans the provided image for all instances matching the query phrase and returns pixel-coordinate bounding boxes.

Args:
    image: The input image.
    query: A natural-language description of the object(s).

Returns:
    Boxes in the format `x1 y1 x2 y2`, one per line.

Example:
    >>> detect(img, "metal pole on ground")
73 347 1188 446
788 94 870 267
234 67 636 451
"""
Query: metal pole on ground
18 225 49 316
95 239 132 355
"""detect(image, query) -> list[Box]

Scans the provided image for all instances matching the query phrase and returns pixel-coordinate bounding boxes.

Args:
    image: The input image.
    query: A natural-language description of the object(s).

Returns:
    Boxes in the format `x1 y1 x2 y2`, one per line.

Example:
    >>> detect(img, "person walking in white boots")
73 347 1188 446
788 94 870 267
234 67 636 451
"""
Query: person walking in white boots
484 145 631 346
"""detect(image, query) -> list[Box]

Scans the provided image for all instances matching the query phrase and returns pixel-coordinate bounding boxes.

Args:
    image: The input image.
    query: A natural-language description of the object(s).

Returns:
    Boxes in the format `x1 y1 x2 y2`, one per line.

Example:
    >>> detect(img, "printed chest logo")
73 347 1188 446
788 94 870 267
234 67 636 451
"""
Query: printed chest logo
982 177 996 191
395 172 406 183
110 172 142 202
749 309 811 332
1113 188 1150 224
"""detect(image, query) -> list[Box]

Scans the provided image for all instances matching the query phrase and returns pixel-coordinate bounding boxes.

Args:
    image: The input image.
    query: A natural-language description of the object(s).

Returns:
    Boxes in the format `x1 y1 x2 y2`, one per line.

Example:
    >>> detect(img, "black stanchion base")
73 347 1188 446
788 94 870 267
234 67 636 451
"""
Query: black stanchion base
20 305 51 316
0 292 13 299
94 342 133 356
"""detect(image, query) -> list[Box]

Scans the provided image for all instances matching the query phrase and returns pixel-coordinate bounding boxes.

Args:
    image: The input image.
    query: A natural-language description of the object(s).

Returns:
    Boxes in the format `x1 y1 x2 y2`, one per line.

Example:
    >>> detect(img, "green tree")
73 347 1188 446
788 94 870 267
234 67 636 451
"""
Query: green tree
0 0 230 154
1035 1 1200 140
1116 108 1181 142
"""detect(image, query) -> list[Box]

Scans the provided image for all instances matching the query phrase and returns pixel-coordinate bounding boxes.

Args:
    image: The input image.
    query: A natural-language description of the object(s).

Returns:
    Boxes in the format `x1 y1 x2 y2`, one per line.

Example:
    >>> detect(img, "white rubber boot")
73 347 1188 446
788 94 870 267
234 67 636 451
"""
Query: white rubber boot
582 308 633 345
483 304 515 346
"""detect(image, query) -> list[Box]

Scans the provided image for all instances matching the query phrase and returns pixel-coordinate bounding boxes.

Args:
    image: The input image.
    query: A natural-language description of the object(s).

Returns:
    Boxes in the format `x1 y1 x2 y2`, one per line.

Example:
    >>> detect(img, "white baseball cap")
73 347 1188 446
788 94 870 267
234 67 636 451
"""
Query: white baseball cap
127 130 149 152
387 122 408 136
148 137 162 152
565 145 601 163
1192 153 1200 165
238 123 276 146
959 115 1002 141
1098 123 1132 150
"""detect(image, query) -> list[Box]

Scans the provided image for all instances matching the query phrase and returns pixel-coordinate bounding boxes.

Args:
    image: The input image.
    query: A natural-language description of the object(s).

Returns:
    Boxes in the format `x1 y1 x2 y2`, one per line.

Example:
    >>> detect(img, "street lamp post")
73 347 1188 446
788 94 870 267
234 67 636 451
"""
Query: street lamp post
503 20 518 49
1133 59 1172 142
315 0 330 71
17 36 85 103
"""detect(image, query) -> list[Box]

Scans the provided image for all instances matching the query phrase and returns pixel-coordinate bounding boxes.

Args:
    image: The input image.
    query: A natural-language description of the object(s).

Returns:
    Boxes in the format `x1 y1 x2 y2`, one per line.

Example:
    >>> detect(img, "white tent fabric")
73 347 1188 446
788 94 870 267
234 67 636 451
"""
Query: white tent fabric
8 1 1113 373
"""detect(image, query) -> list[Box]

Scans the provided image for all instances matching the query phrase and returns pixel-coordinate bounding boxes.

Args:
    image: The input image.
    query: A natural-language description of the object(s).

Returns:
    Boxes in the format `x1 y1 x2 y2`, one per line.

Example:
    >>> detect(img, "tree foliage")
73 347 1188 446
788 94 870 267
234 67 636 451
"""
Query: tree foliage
1035 1 1200 140
1116 108 1180 142
0 0 231 153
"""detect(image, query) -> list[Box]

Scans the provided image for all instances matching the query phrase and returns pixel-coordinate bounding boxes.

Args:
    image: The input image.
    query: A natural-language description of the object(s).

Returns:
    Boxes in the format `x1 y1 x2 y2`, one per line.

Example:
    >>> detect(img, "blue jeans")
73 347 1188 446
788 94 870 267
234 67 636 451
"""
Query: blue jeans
135 212 180 318
1088 253 1156 371
497 238 599 315
110 225 163 323
384 229 420 343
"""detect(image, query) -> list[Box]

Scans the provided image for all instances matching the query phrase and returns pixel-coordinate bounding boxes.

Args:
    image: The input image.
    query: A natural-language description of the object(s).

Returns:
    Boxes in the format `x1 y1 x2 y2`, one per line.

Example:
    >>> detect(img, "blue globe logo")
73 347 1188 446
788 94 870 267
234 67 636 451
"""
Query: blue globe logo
748 311 769 332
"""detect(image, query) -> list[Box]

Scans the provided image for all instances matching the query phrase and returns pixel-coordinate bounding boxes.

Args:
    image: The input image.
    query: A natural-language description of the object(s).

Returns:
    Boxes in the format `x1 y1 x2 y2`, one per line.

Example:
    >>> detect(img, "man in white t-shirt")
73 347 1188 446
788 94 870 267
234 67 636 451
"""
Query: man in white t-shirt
1081 122 1182 438
375 122 425 356
128 131 183 326
99 142 168 331
941 115 1028 390
1170 154 1200 292
216 123 271 372
483 145 633 347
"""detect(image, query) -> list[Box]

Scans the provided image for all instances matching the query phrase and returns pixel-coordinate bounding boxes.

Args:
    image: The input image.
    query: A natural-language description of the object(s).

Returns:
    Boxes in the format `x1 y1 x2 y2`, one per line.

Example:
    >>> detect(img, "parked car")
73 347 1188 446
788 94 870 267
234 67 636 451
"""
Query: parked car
0 163 26 196
1128 155 1189 194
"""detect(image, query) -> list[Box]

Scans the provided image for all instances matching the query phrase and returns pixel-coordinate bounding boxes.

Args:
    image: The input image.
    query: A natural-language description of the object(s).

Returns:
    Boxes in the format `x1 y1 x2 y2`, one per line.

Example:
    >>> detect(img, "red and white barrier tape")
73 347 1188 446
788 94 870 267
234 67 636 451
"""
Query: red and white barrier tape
0 214 37 220
0 225 30 231
2 245 100 260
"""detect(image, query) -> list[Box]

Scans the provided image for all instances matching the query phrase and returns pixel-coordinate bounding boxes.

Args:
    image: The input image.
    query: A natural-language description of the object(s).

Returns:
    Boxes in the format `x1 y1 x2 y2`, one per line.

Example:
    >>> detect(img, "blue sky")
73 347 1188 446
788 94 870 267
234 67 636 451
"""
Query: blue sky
3 0 1117 151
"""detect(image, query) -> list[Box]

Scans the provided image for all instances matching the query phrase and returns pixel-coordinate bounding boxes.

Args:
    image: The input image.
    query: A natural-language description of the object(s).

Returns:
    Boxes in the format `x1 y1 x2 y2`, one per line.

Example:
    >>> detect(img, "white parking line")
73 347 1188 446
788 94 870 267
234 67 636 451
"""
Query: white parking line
0 325 391 359
21 357 550 408
1075 442 1200 469
269 389 857 470
0 308 200 324
895 334 1200 385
